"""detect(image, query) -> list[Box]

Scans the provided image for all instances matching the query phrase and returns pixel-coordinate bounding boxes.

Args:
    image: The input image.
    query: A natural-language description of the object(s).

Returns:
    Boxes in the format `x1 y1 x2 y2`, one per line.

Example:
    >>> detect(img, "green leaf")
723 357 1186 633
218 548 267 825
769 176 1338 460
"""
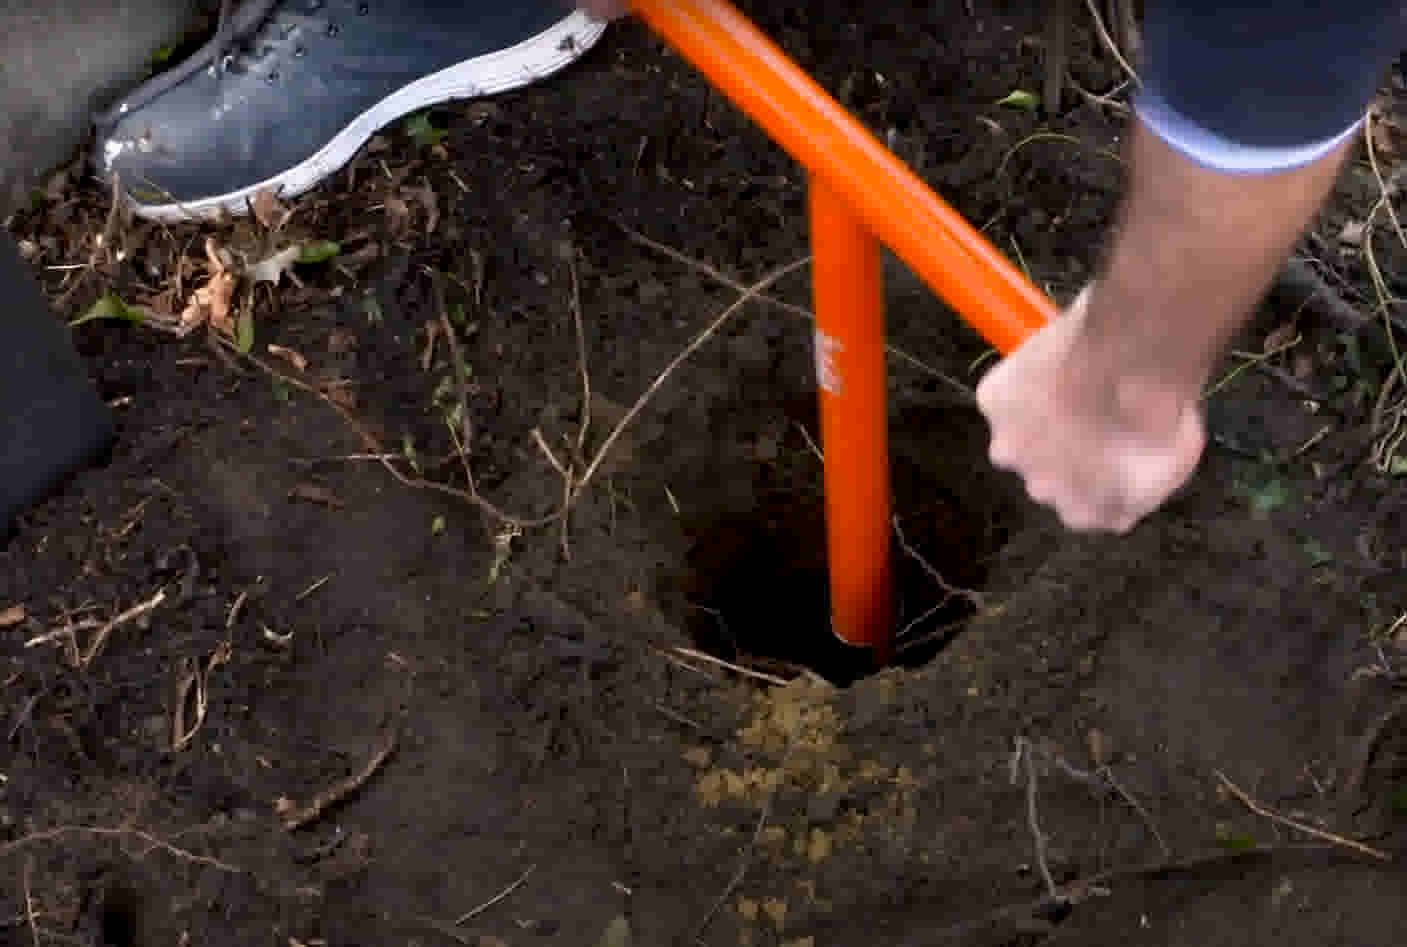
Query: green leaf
297 240 341 264
70 292 147 328
405 111 446 149
235 310 255 354
431 515 447 536
995 89 1040 110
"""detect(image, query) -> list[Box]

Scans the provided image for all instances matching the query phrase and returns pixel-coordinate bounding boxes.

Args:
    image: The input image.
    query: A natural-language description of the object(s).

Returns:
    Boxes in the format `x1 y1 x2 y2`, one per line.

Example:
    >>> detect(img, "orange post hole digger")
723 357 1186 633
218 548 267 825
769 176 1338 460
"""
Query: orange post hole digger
630 0 1058 660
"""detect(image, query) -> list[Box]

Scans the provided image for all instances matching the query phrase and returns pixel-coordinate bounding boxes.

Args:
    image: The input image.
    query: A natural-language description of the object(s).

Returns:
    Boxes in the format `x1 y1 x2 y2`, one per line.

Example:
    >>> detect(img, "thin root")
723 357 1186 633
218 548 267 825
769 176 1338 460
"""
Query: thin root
1215 770 1389 861
277 725 399 830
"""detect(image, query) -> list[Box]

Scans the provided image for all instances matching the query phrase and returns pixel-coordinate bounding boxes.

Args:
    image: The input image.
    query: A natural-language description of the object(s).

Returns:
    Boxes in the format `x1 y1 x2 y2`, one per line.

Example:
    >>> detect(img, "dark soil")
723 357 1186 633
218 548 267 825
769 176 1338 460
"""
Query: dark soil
4 3 1407 946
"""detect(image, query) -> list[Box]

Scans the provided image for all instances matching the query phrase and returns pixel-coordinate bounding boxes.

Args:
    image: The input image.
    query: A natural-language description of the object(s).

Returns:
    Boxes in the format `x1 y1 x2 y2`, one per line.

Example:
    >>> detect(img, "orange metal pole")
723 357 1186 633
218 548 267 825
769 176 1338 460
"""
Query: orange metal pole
809 176 893 652
628 0 1057 354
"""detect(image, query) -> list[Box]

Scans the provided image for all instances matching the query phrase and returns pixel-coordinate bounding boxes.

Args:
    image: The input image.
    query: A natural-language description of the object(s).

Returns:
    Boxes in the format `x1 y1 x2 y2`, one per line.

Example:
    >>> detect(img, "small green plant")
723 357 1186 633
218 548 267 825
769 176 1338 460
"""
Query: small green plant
235 310 255 354
69 292 147 329
995 89 1040 110
297 240 341 264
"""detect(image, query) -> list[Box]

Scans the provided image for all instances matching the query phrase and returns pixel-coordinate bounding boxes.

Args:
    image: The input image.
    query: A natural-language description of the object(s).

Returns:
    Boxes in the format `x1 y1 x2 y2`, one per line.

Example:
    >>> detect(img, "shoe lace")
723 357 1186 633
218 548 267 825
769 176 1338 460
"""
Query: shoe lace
97 0 326 123
213 0 329 75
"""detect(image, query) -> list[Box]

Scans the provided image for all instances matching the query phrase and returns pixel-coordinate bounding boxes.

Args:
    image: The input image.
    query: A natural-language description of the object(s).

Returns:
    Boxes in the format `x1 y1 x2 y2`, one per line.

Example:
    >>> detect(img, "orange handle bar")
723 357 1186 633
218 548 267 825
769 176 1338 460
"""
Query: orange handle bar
628 0 1056 353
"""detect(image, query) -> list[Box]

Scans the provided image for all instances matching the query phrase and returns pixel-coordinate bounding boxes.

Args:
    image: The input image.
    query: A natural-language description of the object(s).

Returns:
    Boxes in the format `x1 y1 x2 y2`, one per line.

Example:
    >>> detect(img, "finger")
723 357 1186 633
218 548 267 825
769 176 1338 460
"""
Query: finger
987 435 1017 471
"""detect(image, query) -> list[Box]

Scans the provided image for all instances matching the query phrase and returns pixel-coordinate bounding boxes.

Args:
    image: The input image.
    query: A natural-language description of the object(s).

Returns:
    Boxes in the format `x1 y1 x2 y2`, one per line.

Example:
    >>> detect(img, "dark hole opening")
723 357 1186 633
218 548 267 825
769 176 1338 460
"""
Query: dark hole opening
679 482 1001 688
99 883 140 947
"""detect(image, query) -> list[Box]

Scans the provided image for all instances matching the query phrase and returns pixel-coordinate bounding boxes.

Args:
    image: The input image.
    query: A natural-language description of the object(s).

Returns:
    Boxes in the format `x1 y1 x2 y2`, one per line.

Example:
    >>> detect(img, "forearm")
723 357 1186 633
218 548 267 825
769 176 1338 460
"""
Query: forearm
1081 116 1354 392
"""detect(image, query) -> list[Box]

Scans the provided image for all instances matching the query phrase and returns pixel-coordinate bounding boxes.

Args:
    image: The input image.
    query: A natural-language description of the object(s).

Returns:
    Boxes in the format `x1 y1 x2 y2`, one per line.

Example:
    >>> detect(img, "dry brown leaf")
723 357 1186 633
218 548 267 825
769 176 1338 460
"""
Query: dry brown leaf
267 344 309 372
251 187 289 231
178 239 238 336
0 603 25 627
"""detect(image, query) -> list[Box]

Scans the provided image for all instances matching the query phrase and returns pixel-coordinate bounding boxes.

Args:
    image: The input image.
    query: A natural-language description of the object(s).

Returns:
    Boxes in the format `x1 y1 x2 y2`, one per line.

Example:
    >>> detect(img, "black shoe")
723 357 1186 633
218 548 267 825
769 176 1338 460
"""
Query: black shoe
0 233 114 535
94 1 607 221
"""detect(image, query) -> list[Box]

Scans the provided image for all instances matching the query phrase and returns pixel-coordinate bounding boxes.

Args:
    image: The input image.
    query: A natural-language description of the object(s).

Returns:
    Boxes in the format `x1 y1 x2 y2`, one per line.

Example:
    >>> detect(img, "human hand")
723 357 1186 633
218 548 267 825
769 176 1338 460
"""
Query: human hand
974 286 1206 533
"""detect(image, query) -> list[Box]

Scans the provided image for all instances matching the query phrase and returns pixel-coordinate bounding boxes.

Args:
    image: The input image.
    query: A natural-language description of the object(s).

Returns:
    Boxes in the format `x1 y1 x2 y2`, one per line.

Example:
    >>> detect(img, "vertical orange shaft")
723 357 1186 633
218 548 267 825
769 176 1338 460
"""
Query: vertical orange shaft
809 178 893 652
628 0 1057 354
628 0 1058 663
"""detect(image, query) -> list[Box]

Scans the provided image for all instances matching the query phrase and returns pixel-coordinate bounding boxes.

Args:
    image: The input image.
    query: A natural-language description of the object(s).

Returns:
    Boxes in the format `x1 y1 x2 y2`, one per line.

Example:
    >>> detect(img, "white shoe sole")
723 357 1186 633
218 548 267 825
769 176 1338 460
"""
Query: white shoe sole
125 10 608 222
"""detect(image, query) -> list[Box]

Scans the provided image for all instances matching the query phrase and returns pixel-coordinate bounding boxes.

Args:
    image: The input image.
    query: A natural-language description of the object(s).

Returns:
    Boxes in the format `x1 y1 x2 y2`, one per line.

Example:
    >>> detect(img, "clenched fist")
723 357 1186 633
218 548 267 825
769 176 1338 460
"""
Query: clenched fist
975 287 1206 533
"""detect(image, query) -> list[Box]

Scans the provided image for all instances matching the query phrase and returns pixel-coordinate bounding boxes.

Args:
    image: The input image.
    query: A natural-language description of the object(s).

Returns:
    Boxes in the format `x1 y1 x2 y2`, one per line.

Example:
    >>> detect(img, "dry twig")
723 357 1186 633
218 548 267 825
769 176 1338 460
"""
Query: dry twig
277 725 399 830
25 588 167 668
23 859 39 947
924 844 1355 944
573 258 810 496
618 222 975 401
454 865 536 926
1012 737 1061 899
1344 694 1407 796
1082 0 1140 85
1022 740 1170 858
669 646 795 687
0 825 241 873
1215 770 1389 861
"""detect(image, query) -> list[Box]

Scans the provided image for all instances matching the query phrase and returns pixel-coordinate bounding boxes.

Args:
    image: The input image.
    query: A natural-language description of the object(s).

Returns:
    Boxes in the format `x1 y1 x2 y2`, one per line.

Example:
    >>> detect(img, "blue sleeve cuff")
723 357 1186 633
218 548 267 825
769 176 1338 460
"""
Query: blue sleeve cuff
1136 86 1361 175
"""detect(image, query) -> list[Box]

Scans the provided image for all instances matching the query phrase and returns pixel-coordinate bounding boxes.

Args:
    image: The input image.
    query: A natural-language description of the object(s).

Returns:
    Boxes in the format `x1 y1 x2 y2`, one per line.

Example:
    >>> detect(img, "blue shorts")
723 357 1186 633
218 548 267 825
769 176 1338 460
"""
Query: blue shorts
1138 2 1405 172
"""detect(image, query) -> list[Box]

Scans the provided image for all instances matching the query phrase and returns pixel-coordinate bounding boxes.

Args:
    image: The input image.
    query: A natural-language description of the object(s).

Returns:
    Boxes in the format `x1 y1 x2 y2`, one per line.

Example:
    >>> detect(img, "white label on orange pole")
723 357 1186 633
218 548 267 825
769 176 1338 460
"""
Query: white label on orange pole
814 328 844 395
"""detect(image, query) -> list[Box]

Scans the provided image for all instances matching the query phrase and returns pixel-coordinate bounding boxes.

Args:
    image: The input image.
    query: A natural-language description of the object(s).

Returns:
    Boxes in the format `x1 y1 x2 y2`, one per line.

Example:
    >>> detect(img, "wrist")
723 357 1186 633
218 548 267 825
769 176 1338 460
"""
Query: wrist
1067 283 1213 400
